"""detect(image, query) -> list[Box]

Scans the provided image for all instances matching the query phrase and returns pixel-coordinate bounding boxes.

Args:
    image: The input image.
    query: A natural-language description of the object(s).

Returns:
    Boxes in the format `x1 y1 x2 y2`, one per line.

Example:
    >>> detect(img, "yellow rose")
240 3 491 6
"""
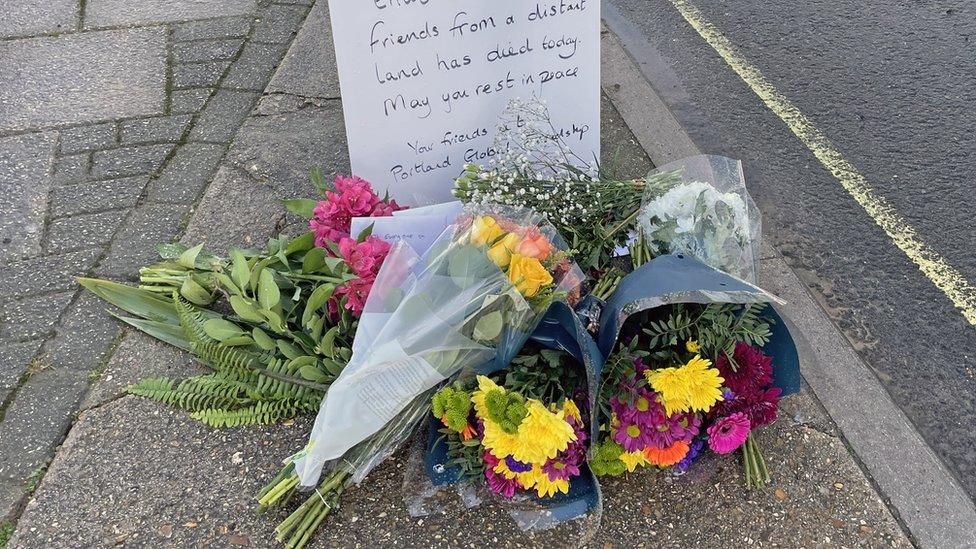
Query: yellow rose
487 233 522 268
507 254 553 298
470 216 504 247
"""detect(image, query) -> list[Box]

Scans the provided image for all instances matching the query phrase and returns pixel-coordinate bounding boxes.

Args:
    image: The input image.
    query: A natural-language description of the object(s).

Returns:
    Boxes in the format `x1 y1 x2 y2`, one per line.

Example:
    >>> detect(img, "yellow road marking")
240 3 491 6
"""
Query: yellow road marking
667 0 976 327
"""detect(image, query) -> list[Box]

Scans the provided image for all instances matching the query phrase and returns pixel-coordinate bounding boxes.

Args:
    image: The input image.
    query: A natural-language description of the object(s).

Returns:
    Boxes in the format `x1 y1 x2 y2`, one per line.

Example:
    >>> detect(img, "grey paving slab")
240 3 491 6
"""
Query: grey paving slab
171 16 253 42
173 61 231 89
49 176 148 217
267 0 339 99
173 38 244 64
171 88 214 115
0 367 92 483
51 153 90 186
145 143 227 204
221 41 288 91
0 28 166 132
44 210 125 254
119 115 193 145
8 394 910 548
0 132 56 262
0 292 73 343
90 144 174 179
0 0 76 39
188 90 259 143
93 203 192 280
0 340 43 393
58 123 117 155
85 0 257 28
40 292 120 374
81 331 203 411
0 249 101 301
251 3 306 44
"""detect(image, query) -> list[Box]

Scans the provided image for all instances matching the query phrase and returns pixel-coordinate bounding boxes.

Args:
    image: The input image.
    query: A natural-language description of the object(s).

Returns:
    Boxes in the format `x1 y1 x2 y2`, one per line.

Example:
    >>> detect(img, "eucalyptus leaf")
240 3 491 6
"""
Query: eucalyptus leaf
180 277 212 306
229 295 265 323
277 340 302 360
220 336 255 347
203 318 245 341
473 310 503 341
302 247 327 274
299 364 330 382
230 250 250 291
178 243 204 269
251 327 276 350
302 284 335 326
285 231 316 255
283 199 318 219
258 269 280 310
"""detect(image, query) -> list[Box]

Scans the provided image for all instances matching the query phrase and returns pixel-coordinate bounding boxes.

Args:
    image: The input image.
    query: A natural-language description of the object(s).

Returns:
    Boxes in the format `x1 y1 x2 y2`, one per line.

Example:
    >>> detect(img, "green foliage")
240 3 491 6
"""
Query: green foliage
505 346 582 404
483 389 527 434
192 400 307 428
431 386 472 432
642 302 772 362
23 466 46 495
590 440 628 477
441 428 485 481
0 520 14 549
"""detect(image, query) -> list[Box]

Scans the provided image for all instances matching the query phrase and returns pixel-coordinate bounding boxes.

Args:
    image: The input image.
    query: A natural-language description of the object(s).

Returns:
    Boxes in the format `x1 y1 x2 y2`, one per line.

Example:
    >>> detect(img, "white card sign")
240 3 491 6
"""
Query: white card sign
328 0 601 205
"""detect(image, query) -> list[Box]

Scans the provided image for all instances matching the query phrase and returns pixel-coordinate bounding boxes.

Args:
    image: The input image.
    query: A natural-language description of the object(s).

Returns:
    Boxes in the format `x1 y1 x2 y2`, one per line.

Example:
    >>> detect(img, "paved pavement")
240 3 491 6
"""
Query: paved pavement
606 0 976 503
0 0 311 523
0 3 913 546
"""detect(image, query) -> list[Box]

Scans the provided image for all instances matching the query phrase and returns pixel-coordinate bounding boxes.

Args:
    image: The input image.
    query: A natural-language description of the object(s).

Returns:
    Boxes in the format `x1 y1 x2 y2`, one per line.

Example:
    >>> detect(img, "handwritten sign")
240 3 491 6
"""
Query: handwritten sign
328 0 601 205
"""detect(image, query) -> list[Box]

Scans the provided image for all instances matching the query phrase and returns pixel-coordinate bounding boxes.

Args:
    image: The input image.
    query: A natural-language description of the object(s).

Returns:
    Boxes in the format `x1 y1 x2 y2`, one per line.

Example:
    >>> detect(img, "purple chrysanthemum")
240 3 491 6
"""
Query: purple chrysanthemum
613 417 653 452
504 455 533 473
674 438 705 473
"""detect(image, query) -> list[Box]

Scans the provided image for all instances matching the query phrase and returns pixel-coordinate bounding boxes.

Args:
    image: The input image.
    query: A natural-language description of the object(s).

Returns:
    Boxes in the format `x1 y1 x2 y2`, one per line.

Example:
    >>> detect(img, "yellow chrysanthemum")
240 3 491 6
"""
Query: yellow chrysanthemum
646 355 724 415
685 339 700 353
561 399 582 422
493 458 541 489
619 450 650 472
532 465 570 498
470 375 504 419
480 400 575 463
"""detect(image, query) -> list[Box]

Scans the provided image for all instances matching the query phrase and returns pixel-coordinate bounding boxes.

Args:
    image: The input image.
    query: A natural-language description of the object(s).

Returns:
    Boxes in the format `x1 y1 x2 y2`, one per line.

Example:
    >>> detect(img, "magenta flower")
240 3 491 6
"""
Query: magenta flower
706 413 750 454
542 457 580 482
337 236 391 279
483 451 517 498
308 174 404 247
613 417 653 453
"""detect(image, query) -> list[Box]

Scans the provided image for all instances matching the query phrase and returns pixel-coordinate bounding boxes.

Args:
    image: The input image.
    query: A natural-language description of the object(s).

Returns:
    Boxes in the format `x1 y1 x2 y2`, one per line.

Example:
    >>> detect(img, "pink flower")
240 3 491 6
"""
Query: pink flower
706 413 750 454
337 236 391 279
308 175 404 247
334 277 374 315
331 236 392 316
370 198 404 218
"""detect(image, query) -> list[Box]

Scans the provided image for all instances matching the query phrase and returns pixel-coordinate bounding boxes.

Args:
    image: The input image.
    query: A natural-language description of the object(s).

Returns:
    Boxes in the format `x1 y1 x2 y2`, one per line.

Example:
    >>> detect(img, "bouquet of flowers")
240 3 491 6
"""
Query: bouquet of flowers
430 342 589 501
257 204 582 547
78 172 404 428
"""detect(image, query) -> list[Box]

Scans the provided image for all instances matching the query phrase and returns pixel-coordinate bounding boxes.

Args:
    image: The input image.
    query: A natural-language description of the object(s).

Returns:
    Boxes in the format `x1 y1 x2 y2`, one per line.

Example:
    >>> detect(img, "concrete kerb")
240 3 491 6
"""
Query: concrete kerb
600 9 976 548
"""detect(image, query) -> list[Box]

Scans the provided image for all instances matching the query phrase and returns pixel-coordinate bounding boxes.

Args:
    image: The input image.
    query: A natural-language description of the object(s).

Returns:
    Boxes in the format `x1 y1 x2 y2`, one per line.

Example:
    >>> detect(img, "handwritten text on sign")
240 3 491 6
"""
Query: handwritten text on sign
327 0 601 204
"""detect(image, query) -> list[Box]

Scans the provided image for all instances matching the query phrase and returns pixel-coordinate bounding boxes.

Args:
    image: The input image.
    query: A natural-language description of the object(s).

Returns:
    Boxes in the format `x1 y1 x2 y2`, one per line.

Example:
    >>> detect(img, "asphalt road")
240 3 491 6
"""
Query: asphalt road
606 0 976 500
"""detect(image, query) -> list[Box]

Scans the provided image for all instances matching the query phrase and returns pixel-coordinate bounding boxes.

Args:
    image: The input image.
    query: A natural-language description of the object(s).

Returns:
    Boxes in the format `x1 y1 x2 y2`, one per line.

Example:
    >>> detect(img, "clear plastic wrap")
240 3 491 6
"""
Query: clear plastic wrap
637 155 762 283
293 203 582 488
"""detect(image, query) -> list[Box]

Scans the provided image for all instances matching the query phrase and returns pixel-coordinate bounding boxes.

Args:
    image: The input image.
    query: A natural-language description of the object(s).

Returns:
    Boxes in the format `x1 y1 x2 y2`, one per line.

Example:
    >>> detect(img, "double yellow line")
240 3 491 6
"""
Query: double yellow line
668 0 976 327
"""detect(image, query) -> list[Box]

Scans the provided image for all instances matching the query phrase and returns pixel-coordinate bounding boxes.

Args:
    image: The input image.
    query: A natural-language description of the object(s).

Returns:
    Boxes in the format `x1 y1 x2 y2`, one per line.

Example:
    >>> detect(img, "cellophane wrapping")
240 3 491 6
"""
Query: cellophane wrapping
293 203 581 488
637 155 762 282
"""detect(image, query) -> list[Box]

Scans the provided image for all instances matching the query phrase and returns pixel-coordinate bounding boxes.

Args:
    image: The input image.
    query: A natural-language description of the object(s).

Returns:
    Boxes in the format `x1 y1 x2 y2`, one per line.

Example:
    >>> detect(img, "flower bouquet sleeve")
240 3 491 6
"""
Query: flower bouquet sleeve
637 155 762 283
260 204 581 548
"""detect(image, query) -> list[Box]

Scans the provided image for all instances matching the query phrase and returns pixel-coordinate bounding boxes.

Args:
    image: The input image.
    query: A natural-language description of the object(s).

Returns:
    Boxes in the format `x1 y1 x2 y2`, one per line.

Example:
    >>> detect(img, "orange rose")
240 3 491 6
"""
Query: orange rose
515 227 554 260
